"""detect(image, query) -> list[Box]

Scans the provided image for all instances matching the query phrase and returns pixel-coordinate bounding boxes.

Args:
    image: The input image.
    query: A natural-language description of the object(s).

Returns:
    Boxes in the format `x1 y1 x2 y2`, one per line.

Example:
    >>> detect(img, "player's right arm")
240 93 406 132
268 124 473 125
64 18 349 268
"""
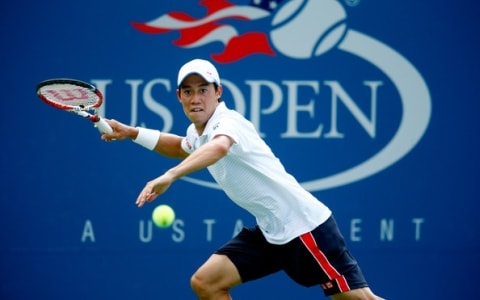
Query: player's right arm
152 132 188 159
101 119 188 159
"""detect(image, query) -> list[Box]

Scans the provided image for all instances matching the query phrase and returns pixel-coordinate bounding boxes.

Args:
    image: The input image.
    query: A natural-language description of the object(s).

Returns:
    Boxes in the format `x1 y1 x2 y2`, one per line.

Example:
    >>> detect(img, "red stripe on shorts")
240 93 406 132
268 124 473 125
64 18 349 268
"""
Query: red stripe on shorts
300 232 350 292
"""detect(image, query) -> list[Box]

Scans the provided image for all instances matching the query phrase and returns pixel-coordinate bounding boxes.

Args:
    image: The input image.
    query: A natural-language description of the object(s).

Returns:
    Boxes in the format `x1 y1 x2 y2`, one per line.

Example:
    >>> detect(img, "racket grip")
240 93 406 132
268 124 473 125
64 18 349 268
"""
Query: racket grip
95 117 113 134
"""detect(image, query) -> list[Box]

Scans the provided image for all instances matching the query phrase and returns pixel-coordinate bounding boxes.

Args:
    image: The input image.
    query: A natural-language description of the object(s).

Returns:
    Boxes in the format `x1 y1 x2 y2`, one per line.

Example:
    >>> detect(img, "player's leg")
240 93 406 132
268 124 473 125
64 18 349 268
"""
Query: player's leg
191 226 281 299
190 254 241 300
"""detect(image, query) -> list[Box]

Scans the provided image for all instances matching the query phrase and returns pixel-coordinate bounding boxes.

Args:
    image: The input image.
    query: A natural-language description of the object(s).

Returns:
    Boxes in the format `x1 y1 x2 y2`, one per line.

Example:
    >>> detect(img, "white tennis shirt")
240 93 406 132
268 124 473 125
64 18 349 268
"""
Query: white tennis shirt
181 102 331 244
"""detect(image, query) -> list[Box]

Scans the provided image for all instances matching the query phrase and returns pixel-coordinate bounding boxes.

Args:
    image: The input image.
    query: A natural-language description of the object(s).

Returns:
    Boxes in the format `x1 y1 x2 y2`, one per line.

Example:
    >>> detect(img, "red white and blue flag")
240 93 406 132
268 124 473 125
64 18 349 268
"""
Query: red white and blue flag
132 0 285 63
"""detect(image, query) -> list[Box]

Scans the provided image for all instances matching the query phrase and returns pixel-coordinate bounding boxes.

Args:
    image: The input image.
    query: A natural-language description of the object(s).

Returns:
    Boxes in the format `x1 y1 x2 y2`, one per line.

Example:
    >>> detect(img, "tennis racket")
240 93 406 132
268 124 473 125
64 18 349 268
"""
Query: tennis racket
36 78 113 134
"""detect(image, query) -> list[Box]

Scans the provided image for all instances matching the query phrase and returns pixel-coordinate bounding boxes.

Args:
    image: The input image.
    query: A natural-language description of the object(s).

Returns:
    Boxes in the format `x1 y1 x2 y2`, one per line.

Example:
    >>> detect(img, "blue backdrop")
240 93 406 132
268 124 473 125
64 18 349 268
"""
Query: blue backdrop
1 0 479 299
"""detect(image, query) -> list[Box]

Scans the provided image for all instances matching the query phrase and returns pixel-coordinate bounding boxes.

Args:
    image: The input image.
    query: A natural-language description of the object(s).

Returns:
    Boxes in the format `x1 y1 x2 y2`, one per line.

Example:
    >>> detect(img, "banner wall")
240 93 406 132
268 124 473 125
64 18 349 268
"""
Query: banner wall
1 1 479 299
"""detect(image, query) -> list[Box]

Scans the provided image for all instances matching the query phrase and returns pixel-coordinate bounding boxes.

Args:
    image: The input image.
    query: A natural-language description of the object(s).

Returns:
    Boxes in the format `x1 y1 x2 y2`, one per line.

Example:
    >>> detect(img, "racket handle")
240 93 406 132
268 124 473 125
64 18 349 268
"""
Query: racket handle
95 117 113 134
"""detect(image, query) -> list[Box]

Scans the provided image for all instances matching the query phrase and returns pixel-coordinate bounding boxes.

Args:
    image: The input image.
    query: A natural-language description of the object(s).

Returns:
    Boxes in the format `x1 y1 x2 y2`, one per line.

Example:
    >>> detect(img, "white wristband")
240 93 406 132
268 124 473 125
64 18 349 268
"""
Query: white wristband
133 127 161 150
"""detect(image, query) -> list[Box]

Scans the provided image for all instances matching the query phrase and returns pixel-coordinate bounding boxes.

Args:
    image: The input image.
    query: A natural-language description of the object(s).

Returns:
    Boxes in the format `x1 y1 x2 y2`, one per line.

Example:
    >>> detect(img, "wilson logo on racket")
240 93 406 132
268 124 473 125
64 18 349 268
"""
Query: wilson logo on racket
43 88 90 102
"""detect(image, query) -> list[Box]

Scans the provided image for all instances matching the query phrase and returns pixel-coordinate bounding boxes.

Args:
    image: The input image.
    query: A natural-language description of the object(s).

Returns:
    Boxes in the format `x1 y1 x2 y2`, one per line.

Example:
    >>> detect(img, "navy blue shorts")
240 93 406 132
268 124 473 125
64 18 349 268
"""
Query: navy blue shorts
215 215 369 296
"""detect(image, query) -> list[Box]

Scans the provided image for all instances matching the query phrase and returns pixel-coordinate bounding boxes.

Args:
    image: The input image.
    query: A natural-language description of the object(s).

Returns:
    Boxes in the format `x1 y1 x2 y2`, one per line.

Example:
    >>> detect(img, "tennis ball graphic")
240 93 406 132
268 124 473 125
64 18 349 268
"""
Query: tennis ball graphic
270 0 347 59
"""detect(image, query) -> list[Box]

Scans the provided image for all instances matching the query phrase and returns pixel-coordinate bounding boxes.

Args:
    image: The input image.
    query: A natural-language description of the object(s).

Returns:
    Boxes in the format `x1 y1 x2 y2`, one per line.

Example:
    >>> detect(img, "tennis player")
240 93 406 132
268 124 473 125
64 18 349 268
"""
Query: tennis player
101 59 384 300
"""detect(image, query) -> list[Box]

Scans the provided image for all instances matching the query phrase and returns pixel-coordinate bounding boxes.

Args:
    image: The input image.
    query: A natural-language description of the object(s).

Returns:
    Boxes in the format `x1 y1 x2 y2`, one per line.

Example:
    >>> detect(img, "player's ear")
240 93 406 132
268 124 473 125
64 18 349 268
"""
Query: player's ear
216 85 223 100
176 89 182 102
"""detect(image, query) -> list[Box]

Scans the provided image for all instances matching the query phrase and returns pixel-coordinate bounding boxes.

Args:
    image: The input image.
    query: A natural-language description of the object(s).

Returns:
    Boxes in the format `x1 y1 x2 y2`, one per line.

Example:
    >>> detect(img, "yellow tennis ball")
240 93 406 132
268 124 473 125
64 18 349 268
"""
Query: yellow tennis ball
152 204 175 228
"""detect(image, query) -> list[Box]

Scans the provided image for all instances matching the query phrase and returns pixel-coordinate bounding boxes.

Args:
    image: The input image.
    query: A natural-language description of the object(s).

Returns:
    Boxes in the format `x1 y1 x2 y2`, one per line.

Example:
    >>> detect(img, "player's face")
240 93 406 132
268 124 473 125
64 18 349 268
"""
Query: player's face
177 74 222 135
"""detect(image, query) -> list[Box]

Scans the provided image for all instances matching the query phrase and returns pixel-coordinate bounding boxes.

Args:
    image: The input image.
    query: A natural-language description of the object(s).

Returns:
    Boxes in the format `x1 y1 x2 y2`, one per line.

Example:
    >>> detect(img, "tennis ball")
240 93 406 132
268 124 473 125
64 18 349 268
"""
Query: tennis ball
270 0 347 58
152 204 175 228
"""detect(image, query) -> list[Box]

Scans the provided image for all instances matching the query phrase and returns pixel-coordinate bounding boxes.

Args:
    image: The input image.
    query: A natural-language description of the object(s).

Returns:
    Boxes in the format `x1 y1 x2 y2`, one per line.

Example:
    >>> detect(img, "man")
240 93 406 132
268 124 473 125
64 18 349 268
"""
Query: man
101 59 383 299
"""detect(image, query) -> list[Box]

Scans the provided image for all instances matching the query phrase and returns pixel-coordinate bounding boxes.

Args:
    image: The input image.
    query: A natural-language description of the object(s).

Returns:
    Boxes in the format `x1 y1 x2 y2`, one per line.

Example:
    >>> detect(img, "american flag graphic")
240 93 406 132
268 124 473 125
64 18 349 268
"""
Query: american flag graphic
132 0 285 63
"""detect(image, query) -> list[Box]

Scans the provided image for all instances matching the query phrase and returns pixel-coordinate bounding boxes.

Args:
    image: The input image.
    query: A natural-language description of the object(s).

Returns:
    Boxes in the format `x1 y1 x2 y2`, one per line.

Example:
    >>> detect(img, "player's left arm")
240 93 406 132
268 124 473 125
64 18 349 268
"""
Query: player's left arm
136 134 234 207
168 134 233 178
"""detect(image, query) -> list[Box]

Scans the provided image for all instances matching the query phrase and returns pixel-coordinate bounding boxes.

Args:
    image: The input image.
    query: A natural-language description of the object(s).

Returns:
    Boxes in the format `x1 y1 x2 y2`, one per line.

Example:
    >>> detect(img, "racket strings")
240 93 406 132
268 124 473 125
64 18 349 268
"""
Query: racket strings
39 84 100 108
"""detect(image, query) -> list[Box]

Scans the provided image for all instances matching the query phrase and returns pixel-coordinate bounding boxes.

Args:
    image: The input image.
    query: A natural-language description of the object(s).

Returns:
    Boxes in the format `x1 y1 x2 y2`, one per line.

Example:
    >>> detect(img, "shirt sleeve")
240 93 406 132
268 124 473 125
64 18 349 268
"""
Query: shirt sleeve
181 124 197 154
209 117 239 144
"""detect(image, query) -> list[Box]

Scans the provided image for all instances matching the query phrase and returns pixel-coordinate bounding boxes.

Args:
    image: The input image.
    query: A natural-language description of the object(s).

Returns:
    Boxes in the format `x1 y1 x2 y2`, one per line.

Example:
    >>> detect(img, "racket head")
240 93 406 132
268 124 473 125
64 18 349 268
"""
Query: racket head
36 78 103 111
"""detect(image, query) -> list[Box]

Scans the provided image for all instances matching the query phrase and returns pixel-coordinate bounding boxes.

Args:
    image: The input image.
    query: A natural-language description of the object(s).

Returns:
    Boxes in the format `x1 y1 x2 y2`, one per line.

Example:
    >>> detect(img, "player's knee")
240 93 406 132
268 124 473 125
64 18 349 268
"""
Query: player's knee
190 272 210 298
191 272 231 299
